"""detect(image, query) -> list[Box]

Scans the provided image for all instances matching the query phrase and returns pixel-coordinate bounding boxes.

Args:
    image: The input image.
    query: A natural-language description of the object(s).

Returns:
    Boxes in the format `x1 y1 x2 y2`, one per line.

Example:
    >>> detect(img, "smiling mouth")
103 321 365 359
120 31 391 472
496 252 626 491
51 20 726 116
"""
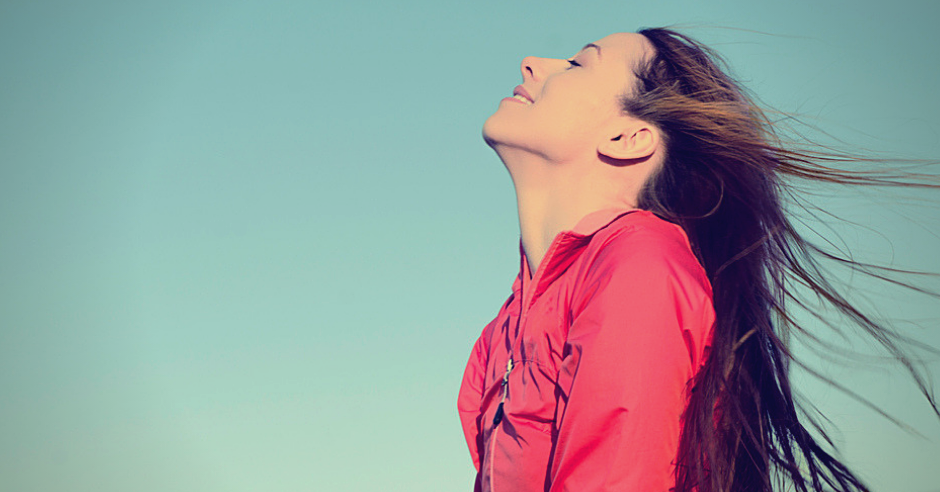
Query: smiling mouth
512 85 534 104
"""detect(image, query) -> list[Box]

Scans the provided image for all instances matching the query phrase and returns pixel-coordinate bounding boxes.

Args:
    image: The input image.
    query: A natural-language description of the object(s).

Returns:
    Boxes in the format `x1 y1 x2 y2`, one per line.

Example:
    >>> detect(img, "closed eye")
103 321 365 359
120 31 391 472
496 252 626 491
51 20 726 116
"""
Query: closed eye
566 59 581 69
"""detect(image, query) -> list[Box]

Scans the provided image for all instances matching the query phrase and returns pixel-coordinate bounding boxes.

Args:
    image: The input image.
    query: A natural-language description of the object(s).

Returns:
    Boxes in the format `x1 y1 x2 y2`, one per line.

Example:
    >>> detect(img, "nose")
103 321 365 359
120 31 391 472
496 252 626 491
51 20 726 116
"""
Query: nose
520 56 565 82
520 56 539 81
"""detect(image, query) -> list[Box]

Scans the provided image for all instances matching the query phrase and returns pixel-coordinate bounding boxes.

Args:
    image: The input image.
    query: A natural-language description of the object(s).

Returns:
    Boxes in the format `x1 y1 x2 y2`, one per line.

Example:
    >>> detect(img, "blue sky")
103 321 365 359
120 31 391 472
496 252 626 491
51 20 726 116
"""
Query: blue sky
1 1 939 490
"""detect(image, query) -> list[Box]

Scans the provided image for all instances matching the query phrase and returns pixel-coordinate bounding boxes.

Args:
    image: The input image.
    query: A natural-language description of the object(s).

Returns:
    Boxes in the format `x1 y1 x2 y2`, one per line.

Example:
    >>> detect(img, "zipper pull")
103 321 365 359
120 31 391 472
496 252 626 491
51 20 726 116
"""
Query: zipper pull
492 401 505 426
493 358 514 427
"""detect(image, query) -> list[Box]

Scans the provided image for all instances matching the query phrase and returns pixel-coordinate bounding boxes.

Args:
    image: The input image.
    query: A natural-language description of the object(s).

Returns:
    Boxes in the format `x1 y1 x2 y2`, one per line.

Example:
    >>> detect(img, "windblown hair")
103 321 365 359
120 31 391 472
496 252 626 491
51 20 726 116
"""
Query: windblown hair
626 28 939 492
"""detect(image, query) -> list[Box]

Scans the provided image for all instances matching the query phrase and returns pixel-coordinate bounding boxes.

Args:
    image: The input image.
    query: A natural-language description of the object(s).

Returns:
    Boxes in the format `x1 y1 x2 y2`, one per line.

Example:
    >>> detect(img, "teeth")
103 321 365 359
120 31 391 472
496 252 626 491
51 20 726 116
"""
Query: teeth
513 94 532 104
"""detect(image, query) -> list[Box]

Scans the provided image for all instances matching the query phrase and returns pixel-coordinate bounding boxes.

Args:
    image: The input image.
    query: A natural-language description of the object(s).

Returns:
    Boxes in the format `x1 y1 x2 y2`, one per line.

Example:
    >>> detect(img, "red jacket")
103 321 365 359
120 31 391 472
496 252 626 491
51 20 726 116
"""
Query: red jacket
458 208 715 491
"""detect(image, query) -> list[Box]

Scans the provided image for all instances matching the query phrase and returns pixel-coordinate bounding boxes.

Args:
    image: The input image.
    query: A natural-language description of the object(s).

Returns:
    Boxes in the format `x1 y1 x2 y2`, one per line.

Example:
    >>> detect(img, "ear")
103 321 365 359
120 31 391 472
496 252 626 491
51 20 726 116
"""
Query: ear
597 120 659 161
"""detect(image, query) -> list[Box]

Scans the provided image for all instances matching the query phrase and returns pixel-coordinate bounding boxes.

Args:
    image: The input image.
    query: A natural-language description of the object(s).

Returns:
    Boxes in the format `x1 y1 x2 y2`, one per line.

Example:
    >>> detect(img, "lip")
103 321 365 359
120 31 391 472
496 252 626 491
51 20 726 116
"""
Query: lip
512 85 534 104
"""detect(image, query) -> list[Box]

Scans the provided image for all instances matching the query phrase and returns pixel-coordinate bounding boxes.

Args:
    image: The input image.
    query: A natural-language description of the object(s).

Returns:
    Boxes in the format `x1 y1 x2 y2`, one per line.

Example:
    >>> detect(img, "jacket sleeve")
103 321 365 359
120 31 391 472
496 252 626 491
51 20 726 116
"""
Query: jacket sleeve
547 227 714 491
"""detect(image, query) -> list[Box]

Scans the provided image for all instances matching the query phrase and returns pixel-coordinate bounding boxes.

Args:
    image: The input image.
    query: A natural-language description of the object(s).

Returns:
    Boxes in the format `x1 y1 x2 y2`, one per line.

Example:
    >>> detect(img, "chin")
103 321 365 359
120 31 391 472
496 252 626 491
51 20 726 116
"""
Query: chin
481 113 498 144
482 112 515 150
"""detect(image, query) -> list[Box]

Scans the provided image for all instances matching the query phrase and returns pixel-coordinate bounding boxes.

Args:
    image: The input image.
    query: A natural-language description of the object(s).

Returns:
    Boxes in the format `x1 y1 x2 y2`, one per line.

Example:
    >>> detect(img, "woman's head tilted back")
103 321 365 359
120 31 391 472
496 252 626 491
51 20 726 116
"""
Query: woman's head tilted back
482 33 667 210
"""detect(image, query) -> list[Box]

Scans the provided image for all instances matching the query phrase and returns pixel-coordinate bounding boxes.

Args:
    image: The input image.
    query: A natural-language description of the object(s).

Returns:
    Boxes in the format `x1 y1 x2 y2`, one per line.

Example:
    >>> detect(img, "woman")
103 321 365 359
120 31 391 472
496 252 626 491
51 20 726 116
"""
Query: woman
457 28 937 492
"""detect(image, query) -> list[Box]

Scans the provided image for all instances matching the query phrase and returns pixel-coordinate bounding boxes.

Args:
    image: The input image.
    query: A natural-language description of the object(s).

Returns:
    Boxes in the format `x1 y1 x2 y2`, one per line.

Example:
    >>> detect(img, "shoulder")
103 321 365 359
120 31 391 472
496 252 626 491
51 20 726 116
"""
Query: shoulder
585 211 708 286
566 211 713 318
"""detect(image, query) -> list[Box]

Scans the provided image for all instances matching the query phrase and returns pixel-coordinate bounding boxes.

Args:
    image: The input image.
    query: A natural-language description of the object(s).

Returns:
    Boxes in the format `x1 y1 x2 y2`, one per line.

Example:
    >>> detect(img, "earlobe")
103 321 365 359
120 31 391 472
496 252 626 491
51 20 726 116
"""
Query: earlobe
598 124 658 161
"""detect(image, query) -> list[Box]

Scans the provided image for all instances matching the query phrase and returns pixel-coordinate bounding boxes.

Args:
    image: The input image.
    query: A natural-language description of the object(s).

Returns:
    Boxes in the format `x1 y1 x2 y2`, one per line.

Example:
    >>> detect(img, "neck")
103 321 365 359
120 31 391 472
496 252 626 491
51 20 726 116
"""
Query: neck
502 150 638 277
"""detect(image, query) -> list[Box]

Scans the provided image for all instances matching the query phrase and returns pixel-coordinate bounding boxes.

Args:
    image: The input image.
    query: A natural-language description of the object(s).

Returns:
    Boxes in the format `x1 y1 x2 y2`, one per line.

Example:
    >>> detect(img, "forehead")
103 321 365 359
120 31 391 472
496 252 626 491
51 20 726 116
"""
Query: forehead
591 32 653 66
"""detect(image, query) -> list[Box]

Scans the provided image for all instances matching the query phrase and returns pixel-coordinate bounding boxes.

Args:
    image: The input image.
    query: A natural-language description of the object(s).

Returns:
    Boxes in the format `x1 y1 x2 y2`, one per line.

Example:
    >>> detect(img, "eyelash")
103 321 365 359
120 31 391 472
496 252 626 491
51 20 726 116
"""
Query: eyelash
566 59 581 69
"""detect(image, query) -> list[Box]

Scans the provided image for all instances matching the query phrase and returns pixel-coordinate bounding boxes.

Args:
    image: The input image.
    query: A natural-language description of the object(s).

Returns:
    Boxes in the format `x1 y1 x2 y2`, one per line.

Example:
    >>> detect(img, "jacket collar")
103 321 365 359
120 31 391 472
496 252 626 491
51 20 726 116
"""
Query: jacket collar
568 207 639 237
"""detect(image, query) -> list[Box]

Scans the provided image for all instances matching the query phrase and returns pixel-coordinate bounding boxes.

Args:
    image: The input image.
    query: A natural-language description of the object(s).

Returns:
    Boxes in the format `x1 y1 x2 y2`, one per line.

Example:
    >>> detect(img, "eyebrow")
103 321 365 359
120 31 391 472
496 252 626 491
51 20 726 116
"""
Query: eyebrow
581 43 602 58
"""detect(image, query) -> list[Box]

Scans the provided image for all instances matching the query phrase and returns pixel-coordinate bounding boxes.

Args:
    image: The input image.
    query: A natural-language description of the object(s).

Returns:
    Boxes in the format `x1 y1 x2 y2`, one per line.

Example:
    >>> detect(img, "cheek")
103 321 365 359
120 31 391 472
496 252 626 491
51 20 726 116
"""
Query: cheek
543 81 611 123
536 95 607 139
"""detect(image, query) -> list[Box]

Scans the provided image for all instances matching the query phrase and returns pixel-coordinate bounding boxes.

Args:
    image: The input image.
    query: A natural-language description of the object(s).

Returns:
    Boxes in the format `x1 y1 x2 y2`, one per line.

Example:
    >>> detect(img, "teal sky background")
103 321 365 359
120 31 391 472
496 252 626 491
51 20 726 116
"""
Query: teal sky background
2 1 939 490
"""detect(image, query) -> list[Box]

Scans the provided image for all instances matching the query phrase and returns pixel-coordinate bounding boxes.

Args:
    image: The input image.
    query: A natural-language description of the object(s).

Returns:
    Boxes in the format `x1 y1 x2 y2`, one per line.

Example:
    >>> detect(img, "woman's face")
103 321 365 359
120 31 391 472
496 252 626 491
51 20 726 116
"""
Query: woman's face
483 32 652 163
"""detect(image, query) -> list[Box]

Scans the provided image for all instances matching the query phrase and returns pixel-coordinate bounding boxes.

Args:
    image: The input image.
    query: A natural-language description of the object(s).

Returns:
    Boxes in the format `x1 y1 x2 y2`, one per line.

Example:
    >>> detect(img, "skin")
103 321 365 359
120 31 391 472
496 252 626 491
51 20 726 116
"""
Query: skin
483 32 666 276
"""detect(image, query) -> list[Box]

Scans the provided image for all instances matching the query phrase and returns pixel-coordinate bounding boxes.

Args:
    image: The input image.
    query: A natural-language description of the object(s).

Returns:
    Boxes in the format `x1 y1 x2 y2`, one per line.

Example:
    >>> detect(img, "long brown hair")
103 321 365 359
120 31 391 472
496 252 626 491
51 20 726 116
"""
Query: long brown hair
627 27 939 492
